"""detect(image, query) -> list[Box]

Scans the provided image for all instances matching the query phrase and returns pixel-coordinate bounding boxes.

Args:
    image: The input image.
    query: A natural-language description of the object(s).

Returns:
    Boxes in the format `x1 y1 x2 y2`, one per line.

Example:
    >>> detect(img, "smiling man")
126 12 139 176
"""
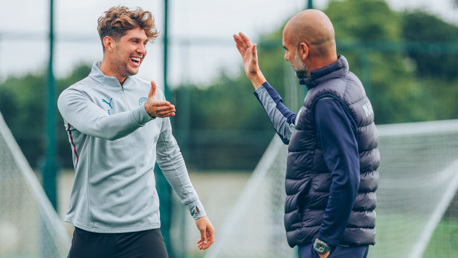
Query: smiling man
58 6 214 258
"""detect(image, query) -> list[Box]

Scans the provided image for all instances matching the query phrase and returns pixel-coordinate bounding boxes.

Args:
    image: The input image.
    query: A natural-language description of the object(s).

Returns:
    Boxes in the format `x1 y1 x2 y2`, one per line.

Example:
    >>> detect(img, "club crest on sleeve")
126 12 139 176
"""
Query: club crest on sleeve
139 97 147 106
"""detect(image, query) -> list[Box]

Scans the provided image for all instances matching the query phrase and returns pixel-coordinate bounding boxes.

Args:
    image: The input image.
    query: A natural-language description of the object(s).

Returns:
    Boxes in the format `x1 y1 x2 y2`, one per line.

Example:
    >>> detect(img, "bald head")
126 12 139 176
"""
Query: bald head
284 9 336 60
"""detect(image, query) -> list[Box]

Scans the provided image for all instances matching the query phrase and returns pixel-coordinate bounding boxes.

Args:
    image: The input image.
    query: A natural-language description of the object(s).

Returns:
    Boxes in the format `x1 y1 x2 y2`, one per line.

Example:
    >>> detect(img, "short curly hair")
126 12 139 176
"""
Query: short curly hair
97 6 159 50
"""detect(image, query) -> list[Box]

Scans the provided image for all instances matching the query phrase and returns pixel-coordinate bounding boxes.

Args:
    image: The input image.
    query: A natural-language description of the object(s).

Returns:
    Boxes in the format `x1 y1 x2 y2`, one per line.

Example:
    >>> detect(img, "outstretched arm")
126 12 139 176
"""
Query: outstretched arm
58 81 176 141
234 33 296 144
233 32 266 89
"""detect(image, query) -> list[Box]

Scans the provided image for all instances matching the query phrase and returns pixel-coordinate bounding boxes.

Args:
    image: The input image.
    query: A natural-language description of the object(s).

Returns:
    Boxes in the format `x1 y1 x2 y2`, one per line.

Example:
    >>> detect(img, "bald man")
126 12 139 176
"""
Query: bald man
234 10 379 258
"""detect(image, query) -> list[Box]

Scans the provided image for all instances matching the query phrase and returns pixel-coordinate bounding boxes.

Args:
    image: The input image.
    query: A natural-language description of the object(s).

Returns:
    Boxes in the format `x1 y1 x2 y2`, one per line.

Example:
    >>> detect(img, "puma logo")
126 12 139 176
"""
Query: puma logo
102 98 113 109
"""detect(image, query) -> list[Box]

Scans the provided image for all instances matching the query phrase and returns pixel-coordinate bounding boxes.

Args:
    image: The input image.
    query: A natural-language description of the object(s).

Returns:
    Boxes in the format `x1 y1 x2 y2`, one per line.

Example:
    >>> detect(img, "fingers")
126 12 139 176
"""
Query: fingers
144 83 176 117
149 81 157 99
198 229 208 250
150 102 176 117
197 229 214 250
196 217 215 250
233 32 253 55
233 34 245 56
234 41 244 56
238 32 253 47
144 101 176 118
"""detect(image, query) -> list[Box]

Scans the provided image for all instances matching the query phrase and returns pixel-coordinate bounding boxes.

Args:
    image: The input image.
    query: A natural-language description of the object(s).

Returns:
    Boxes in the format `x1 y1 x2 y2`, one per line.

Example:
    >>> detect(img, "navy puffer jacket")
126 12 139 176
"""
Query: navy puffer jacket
284 56 380 247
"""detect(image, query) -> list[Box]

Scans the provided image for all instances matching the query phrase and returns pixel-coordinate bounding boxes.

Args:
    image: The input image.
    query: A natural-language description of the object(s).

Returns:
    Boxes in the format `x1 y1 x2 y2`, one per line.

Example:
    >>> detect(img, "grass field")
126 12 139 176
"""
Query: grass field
423 217 458 257
369 212 458 258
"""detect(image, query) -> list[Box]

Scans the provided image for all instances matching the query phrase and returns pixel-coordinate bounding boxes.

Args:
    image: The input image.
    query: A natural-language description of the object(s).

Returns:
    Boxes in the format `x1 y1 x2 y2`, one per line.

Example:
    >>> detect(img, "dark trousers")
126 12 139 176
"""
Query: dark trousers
68 227 168 258
299 243 369 258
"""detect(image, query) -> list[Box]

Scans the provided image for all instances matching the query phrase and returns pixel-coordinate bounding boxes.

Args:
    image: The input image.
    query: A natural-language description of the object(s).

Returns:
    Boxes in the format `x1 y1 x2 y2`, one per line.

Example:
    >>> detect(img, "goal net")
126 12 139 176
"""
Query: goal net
0 113 70 258
205 119 458 258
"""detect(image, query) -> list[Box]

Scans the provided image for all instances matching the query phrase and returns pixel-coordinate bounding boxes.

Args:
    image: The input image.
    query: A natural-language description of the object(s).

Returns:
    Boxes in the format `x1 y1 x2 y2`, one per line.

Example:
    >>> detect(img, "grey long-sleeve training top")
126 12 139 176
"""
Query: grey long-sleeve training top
58 61 206 233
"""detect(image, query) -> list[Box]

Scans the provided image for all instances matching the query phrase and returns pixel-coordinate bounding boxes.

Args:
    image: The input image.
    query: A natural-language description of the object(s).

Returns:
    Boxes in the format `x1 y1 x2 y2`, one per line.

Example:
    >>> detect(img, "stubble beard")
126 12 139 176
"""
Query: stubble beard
113 51 140 78
292 51 310 80
117 60 139 78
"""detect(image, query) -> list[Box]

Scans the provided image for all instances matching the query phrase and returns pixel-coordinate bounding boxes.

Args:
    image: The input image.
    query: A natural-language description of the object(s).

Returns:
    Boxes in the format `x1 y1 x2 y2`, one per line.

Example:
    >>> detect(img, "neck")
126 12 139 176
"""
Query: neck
308 54 338 72
100 60 126 85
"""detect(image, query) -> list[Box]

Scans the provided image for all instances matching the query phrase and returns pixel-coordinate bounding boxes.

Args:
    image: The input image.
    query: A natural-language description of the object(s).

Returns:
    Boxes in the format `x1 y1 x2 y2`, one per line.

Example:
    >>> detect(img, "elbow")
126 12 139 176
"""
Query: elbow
277 133 290 145
102 128 133 141
104 134 124 141
92 125 129 141
92 117 131 141
276 127 292 145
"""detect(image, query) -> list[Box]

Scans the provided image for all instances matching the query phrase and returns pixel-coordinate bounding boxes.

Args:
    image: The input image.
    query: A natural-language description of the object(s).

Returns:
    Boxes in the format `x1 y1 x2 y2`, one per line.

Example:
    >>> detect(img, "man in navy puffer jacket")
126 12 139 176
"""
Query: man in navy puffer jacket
234 9 379 258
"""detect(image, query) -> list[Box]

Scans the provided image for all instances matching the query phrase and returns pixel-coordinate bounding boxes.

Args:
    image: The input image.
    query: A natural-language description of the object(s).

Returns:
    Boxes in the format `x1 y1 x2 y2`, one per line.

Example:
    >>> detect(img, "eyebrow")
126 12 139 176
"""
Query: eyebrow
127 35 148 41
283 46 288 50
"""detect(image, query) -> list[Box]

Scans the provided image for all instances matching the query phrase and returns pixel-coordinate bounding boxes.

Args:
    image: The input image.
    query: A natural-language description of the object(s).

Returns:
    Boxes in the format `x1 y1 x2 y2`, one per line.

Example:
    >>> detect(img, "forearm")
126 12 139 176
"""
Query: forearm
315 98 360 246
156 118 207 219
254 81 296 144
318 173 359 246
58 90 152 140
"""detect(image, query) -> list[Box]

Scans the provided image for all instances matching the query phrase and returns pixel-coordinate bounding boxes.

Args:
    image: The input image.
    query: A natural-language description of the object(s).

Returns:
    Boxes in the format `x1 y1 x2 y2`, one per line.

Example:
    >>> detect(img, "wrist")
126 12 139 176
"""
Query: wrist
250 73 266 90
313 238 332 254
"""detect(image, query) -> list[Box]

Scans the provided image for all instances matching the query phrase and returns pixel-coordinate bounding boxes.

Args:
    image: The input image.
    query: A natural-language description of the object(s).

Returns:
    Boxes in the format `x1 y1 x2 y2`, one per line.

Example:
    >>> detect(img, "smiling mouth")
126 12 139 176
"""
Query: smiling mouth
131 57 141 65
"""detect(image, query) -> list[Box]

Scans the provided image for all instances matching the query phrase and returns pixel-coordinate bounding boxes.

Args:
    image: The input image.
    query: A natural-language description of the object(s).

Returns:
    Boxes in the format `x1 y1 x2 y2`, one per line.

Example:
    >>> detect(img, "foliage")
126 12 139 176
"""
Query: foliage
0 63 91 168
2 0 458 169
324 0 458 123
170 72 274 170
402 10 458 80
1 71 47 167
172 72 271 132
400 10 458 121
326 0 420 124
327 0 401 42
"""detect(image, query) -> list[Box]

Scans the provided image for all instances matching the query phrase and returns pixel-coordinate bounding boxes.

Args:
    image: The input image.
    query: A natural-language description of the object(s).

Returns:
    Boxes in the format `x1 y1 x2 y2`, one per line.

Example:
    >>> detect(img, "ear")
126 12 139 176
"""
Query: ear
298 42 309 59
102 36 116 52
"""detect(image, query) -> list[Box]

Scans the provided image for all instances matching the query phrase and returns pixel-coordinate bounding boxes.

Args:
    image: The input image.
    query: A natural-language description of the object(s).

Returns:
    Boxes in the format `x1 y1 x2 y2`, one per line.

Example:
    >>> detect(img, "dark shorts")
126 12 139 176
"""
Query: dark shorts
299 243 369 258
68 227 168 258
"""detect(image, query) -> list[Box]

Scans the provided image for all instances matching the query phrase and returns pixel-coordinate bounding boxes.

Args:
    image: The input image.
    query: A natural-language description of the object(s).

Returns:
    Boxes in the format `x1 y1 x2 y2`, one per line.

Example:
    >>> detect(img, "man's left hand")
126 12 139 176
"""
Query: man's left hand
195 216 215 250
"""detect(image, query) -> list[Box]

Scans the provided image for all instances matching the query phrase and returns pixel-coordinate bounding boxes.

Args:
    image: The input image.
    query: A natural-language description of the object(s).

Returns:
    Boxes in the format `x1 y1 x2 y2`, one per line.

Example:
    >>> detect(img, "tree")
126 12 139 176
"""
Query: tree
0 63 91 168
4 0 458 170
0 72 48 167
325 0 436 123
402 11 458 80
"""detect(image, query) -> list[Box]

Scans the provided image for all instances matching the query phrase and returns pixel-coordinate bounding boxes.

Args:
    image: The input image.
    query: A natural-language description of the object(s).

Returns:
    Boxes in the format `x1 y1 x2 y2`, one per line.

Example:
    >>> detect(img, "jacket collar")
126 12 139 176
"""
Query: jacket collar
89 61 129 87
299 55 349 89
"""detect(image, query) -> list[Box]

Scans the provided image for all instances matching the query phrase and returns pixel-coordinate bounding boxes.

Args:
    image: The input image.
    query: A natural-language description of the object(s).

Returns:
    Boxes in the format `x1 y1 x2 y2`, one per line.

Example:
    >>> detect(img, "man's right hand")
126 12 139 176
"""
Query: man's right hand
145 81 176 118
233 32 266 89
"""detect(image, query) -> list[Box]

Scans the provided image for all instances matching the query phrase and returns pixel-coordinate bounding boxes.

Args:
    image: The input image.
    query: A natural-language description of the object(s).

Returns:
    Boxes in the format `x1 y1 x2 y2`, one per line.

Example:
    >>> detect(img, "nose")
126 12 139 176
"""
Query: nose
138 44 146 55
284 52 289 61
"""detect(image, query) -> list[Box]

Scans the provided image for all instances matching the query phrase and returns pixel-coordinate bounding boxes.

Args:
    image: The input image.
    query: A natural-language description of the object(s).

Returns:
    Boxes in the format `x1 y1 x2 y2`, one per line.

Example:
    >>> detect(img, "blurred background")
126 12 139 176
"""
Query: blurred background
2 0 458 257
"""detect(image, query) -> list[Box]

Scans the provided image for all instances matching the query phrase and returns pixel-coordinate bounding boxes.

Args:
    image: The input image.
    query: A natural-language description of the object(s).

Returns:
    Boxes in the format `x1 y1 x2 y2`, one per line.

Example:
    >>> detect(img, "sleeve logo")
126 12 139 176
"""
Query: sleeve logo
139 97 147 106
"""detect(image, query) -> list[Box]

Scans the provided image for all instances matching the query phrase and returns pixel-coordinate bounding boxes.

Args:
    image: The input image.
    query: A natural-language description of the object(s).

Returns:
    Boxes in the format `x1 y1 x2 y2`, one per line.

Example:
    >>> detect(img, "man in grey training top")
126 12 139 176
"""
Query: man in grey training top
58 6 214 257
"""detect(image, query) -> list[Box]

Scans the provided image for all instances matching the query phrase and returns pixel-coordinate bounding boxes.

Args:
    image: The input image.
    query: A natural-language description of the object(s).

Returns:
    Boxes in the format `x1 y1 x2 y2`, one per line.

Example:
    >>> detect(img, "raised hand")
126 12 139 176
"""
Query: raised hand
144 81 176 118
233 32 266 88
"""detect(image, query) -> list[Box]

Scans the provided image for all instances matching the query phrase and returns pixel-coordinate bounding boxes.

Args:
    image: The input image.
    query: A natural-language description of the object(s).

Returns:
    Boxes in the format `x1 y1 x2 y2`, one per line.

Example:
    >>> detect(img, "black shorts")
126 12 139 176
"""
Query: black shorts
68 227 168 258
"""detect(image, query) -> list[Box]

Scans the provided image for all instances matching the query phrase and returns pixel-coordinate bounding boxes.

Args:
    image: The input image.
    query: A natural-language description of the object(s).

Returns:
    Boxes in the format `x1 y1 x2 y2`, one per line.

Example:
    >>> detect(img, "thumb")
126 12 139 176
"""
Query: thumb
252 44 258 64
149 81 157 99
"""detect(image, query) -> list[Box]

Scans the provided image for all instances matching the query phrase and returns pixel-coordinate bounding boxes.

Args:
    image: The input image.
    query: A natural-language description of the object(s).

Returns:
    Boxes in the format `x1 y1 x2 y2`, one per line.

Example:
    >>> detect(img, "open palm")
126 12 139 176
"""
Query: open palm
233 32 266 87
